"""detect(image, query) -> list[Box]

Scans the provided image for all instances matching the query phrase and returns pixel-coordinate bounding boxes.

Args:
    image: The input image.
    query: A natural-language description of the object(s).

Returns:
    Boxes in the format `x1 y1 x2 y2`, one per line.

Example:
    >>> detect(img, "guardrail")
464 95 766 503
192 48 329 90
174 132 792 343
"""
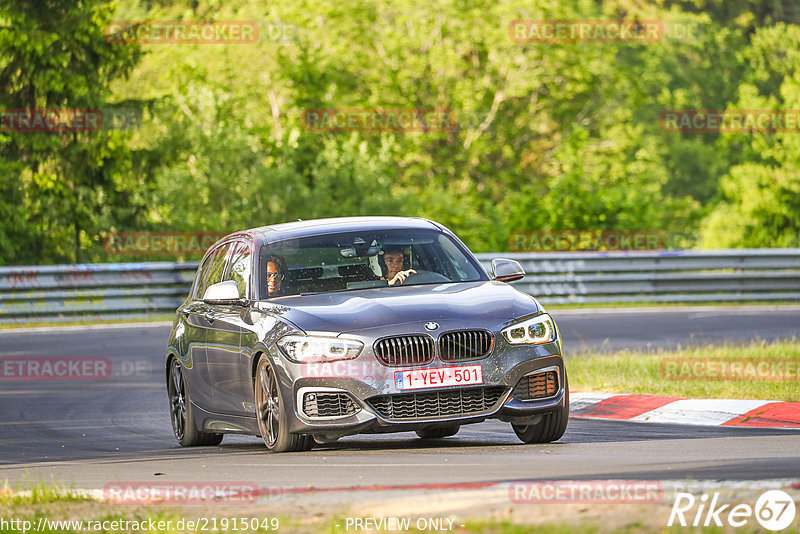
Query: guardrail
1 249 798 323
475 248 800 304
0 262 198 324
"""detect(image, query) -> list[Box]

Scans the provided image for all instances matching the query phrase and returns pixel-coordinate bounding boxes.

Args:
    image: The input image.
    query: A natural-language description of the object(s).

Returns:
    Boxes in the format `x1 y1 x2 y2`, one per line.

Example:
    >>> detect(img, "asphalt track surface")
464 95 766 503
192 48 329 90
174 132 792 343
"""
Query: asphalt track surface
1 306 799 488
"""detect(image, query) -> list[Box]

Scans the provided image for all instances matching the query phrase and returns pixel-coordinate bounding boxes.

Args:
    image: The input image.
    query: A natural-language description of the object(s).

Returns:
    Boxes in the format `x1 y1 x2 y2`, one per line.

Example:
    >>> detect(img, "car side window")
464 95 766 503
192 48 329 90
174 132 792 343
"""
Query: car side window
192 249 216 300
199 242 233 299
438 235 480 279
226 241 251 299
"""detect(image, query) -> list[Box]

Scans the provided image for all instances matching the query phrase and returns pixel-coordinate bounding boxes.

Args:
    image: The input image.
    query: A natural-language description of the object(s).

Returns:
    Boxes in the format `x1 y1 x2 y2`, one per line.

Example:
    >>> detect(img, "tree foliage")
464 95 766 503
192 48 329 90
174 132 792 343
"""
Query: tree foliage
0 0 797 264
0 0 142 263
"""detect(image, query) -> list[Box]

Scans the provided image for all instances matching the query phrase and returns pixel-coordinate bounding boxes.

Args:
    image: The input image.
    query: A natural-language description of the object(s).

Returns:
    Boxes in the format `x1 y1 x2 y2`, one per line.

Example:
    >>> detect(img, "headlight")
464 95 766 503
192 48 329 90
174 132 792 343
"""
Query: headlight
278 335 363 363
501 314 556 345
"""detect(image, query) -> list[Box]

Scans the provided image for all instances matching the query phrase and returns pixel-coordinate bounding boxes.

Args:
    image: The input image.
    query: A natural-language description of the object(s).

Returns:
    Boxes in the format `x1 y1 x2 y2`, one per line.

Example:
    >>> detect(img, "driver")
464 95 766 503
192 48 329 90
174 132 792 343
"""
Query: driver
381 247 416 286
266 255 287 296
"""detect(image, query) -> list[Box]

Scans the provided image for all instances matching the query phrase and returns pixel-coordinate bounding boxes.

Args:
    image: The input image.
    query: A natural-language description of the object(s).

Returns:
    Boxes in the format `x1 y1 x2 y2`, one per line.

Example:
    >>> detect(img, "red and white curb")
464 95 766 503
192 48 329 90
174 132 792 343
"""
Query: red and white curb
570 392 800 428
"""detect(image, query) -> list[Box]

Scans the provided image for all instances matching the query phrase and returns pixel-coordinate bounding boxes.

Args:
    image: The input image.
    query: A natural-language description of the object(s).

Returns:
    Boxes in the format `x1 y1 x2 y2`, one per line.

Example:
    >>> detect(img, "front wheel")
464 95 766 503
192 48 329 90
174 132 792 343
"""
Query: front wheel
254 354 314 453
168 358 223 447
512 377 569 444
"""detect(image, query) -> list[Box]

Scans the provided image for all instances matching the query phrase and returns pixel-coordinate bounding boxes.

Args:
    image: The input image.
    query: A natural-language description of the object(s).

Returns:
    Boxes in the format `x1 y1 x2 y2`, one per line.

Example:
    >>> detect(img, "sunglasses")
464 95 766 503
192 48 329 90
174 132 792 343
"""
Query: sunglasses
266 271 285 281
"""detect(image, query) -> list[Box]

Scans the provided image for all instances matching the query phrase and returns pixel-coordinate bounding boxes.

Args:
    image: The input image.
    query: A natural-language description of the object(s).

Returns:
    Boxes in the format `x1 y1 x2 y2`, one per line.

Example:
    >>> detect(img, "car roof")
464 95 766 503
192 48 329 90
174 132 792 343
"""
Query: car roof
236 216 444 244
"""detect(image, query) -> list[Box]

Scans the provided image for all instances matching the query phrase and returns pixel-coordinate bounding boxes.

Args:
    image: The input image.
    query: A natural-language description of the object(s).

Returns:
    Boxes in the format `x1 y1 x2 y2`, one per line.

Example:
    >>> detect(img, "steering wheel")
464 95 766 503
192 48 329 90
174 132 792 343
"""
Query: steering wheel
402 270 450 284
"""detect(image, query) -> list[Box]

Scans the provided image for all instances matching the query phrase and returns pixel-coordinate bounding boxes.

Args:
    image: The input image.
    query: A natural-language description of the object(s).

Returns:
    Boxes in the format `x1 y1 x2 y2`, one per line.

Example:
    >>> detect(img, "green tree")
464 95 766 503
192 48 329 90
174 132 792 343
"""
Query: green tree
700 23 800 247
4 0 798 263
0 0 141 264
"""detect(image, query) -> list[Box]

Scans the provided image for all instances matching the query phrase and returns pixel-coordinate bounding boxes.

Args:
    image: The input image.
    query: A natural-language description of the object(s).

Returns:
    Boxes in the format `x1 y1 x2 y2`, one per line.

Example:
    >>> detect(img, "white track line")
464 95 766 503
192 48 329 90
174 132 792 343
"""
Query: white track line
569 392 616 411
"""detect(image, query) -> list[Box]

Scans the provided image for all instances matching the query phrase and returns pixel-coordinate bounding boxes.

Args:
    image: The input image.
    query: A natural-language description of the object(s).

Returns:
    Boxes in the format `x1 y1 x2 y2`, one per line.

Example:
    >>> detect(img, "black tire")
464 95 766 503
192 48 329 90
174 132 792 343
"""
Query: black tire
168 358 223 447
512 376 569 444
416 425 460 439
254 354 314 452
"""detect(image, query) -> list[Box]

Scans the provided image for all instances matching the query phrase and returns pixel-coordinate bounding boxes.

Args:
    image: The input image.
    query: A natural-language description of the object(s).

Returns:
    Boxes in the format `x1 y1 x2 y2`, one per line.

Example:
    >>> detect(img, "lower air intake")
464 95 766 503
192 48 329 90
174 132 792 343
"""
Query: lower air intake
367 386 506 420
512 370 559 400
302 392 360 418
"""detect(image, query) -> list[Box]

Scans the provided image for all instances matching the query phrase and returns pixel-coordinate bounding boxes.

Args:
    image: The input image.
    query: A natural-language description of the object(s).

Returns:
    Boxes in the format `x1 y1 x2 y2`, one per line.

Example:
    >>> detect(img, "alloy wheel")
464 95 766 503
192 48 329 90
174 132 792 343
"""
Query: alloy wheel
256 361 280 447
169 360 186 440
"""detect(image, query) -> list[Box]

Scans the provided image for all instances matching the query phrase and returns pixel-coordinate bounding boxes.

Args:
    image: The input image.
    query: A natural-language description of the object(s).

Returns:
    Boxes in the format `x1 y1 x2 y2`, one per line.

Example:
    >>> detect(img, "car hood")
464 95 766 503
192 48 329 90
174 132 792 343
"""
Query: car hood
255 281 540 334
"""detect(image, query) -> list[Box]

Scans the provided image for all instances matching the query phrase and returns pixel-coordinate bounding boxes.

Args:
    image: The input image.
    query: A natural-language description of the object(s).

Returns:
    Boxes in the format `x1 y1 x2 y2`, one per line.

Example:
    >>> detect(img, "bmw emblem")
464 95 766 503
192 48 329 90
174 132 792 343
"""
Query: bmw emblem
424 322 439 331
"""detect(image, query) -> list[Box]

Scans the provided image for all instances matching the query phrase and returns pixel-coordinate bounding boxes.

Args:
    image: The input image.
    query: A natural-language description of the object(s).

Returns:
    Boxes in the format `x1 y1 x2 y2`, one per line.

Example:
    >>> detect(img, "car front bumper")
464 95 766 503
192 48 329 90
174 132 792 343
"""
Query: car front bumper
272 341 566 439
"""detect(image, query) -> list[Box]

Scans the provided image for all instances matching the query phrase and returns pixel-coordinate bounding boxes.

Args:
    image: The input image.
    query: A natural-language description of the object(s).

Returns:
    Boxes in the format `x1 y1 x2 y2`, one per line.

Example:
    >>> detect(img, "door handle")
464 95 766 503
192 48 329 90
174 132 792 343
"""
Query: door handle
204 311 216 323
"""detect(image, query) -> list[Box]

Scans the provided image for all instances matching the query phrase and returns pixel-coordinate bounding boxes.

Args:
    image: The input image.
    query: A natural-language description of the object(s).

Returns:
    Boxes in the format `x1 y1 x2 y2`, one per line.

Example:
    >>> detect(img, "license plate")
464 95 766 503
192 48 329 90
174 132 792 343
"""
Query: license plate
393 364 483 391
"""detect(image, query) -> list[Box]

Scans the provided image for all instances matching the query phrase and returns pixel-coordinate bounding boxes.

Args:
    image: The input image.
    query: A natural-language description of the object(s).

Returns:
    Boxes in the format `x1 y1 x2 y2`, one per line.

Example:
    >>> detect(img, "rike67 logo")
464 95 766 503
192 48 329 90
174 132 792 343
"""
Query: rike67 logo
668 490 797 530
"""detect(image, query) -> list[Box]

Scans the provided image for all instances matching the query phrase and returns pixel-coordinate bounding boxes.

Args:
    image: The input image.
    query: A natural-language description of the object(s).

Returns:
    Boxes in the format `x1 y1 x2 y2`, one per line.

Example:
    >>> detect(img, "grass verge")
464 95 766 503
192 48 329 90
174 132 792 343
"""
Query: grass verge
0 501 777 534
0 480 90 506
568 338 800 401
1 480 788 533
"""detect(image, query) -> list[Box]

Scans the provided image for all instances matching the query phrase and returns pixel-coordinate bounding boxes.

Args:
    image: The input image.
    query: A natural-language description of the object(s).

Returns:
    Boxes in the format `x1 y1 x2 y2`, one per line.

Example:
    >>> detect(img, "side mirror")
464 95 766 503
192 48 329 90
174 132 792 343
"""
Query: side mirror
491 258 525 282
203 281 246 305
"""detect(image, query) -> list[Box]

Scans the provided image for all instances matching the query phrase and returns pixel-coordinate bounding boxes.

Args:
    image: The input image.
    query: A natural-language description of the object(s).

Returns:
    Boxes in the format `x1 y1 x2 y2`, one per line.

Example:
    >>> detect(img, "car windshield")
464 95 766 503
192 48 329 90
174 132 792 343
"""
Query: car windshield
258 229 487 298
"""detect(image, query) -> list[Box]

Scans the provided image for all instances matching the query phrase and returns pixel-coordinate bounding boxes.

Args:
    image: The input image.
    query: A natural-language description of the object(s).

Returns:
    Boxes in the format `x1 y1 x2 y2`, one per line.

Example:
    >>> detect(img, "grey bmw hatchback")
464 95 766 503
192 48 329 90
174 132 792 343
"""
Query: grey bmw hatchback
165 217 568 452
